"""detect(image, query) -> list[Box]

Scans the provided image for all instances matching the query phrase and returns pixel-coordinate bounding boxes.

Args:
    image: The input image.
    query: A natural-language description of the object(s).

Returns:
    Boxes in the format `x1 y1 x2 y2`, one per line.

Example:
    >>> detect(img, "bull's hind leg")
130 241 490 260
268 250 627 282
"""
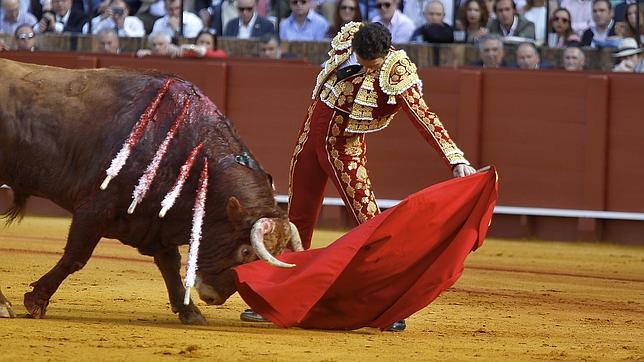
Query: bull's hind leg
0 288 16 318
24 214 101 318
154 247 207 325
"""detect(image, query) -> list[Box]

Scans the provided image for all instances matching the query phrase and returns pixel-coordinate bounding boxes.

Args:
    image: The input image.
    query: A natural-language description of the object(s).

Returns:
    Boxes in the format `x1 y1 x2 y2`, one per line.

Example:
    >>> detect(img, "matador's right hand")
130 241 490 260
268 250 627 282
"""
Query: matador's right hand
452 164 477 178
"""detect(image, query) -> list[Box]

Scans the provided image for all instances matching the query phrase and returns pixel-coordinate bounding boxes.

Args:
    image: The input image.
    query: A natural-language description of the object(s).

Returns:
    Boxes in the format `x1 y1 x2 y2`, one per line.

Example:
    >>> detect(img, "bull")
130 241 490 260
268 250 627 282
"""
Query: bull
0 58 301 324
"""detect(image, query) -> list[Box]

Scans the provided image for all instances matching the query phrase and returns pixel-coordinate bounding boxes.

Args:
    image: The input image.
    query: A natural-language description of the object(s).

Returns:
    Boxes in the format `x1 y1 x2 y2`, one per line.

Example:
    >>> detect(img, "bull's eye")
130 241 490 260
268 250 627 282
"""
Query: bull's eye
241 248 251 257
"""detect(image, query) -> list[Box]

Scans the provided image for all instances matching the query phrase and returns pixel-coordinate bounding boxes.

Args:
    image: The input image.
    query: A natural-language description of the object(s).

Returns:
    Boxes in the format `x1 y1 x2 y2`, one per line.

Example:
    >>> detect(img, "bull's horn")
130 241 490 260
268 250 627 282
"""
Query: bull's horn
289 222 304 252
251 218 296 268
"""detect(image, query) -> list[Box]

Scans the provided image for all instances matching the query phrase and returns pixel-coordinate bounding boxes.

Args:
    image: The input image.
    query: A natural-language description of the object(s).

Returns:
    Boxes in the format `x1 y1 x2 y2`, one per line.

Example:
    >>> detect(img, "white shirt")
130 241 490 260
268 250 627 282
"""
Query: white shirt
373 10 415 43
54 10 70 33
150 0 166 17
0 9 37 34
403 0 454 27
560 0 593 36
83 15 146 37
221 0 239 31
152 11 204 38
524 6 546 45
238 13 256 39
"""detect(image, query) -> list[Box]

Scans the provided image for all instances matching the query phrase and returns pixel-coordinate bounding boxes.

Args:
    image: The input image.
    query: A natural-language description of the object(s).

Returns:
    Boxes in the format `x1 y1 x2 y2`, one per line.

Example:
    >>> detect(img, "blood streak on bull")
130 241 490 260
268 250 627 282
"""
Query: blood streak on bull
159 142 204 218
127 98 191 214
100 79 173 190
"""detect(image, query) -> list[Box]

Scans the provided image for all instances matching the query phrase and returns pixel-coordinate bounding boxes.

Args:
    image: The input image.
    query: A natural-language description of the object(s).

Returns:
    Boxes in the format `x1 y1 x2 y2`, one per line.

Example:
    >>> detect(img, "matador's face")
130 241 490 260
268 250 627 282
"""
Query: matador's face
356 54 385 72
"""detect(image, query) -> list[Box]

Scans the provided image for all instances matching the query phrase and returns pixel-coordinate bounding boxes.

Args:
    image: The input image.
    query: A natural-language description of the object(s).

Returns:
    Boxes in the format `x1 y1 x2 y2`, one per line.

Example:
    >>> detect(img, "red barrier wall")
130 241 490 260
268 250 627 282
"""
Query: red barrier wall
606 74 644 212
225 61 319 194
0 52 98 68
1 53 642 242
97 56 229 111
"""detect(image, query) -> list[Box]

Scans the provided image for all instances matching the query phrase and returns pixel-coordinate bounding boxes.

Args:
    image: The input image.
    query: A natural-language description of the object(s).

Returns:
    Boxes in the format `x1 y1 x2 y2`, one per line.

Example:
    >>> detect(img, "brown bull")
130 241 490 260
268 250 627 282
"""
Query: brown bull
0 58 301 324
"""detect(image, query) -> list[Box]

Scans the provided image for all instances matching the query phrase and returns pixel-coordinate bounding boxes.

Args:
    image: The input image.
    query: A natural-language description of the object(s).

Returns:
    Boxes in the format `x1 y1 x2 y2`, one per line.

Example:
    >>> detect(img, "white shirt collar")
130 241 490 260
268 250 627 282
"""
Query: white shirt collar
57 9 70 24
501 15 518 36
238 12 257 39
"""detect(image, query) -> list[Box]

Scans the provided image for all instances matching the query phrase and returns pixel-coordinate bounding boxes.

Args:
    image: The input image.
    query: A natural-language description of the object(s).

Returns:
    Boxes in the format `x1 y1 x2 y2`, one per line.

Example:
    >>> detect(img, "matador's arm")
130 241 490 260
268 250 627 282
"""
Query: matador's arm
399 84 470 168
379 50 470 169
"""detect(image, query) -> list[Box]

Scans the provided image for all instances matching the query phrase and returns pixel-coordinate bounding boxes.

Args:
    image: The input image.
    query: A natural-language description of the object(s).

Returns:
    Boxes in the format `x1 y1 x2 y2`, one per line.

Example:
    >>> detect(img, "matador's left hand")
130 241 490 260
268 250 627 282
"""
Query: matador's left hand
452 164 477 178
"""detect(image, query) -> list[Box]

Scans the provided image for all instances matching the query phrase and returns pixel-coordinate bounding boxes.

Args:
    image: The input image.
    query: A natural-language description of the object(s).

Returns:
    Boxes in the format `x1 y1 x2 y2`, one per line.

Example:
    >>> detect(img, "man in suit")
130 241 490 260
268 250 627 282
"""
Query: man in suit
514 42 552 69
562 46 586 71
223 0 274 38
410 0 454 43
35 0 86 33
487 0 535 40
152 0 204 38
580 0 617 48
471 33 509 67
0 0 37 35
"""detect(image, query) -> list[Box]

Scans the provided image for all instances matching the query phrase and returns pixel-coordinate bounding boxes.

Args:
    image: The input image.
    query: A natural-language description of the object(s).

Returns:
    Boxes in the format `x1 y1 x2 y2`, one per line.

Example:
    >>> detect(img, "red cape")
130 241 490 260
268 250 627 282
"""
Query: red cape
235 168 498 330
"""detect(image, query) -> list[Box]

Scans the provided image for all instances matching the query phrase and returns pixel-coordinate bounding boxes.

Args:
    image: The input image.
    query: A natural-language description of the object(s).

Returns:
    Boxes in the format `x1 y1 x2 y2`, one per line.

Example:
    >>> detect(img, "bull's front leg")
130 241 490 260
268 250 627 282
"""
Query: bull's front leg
0 288 16 318
154 247 207 325
24 214 101 318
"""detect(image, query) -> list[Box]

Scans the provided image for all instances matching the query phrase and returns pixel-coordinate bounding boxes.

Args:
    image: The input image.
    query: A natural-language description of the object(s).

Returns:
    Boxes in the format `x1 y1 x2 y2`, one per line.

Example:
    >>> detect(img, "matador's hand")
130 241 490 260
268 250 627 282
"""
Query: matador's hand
452 164 476 178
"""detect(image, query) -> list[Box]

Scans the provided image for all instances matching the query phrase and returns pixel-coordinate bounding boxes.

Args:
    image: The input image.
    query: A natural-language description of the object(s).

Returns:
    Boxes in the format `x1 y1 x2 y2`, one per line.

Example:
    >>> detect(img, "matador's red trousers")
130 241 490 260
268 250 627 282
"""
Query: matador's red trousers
288 100 380 250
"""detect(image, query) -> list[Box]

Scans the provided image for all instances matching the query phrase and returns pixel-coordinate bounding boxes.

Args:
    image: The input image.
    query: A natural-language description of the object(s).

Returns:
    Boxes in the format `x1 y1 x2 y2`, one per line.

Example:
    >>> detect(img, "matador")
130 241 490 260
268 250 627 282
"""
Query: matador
288 21 477 251
240 22 477 331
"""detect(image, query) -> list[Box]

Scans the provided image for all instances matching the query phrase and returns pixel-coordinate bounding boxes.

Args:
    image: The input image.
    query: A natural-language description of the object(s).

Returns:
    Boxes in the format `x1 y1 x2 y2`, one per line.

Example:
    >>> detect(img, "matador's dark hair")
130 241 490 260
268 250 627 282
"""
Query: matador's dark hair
352 22 391 60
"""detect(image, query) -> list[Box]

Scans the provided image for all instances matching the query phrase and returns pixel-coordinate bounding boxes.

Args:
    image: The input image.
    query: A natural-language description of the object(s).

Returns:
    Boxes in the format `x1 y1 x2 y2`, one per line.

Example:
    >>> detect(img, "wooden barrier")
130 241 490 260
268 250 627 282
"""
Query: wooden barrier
0 33 618 69
1 52 642 243
0 52 98 68
96 55 229 111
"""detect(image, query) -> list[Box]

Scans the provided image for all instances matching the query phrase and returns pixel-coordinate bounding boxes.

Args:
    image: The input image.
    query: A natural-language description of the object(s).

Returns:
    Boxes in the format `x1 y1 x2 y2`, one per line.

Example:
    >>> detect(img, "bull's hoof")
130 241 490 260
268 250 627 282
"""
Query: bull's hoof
23 291 49 319
177 304 207 325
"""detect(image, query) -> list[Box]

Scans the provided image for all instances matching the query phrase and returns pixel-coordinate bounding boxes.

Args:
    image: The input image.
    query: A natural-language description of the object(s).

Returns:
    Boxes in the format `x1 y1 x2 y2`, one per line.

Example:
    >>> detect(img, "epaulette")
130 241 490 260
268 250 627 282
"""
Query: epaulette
330 21 363 53
378 50 423 105
312 22 363 100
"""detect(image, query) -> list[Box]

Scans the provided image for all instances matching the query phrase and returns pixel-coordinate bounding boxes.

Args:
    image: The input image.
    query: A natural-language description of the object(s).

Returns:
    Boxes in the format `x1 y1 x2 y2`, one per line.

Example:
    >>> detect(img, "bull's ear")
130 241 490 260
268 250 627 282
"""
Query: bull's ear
226 196 247 224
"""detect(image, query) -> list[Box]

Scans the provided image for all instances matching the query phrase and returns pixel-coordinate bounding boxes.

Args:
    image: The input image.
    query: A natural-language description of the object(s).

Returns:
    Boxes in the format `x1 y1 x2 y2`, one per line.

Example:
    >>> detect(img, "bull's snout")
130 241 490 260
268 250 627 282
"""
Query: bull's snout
199 295 225 306
195 275 229 305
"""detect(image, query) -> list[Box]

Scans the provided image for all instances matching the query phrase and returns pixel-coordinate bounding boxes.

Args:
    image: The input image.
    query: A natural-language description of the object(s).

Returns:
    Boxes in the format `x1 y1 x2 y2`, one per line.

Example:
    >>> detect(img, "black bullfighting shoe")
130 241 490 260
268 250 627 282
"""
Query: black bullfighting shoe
386 319 407 332
240 309 269 322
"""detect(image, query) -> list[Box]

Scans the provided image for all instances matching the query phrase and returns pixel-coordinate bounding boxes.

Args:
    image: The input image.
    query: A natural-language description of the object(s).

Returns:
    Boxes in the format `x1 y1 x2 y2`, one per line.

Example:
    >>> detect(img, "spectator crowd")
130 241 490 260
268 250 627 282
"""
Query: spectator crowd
0 0 641 71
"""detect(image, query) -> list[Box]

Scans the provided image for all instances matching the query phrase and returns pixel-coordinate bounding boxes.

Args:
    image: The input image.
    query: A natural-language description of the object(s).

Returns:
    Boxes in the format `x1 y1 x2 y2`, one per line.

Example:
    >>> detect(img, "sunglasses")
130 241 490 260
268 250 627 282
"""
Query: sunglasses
238 6 253 11
552 16 569 23
290 0 308 4
375 2 392 9
340 5 356 10
16 32 34 40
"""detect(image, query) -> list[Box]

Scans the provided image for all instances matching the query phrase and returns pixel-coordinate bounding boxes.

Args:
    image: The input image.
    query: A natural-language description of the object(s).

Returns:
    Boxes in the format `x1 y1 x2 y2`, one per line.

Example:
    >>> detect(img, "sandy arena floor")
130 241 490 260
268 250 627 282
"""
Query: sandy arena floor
0 216 642 361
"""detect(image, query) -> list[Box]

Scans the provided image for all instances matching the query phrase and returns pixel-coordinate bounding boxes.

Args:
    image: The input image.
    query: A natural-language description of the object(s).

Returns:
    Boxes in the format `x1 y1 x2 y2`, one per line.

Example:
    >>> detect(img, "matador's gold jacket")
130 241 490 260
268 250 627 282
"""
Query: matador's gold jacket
311 22 470 167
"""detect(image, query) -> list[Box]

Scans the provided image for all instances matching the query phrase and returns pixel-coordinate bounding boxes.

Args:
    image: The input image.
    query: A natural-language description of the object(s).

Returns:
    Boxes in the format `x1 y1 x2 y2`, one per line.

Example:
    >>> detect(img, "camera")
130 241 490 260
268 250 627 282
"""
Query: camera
112 7 124 16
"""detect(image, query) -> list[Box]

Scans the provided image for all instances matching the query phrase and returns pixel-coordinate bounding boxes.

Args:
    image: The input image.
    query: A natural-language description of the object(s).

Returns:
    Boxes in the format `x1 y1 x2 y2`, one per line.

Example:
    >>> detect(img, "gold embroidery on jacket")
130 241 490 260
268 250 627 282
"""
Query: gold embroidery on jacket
345 114 394 133
403 85 469 165
379 50 422 105
312 22 362 100
348 71 376 121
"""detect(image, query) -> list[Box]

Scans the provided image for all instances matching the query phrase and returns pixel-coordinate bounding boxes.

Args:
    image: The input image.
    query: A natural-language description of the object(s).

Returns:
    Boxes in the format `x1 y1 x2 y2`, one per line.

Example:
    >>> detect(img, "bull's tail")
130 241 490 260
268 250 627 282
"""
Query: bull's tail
1 189 28 225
